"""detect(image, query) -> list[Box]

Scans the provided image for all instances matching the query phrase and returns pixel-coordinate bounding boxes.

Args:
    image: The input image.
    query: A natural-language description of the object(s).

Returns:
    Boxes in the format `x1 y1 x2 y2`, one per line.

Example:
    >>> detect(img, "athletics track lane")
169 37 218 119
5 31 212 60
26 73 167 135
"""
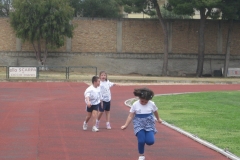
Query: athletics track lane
0 82 239 160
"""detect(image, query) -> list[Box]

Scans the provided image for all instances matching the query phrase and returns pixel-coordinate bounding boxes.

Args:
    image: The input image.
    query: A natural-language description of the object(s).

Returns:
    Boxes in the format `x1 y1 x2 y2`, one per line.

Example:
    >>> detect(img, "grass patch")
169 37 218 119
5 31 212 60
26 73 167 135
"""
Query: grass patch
153 91 240 157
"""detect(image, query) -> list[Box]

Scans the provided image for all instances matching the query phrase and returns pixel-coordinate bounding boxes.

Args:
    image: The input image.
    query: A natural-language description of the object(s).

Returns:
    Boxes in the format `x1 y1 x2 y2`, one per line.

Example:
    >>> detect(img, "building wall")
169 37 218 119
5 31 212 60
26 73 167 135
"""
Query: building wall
122 19 163 53
1 18 240 55
0 18 16 51
0 17 240 76
71 18 117 52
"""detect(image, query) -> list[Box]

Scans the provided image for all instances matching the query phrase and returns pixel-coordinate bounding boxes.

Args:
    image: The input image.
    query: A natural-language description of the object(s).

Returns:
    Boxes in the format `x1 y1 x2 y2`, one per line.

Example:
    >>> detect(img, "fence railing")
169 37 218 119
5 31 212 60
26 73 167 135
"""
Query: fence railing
0 66 97 80
0 66 8 79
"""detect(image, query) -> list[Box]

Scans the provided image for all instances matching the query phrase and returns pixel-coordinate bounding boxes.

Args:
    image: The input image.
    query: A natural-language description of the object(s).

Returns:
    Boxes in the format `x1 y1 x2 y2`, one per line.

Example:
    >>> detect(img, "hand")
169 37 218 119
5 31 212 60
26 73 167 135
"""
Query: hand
156 119 163 123
87 102 91 107
121 125 127 130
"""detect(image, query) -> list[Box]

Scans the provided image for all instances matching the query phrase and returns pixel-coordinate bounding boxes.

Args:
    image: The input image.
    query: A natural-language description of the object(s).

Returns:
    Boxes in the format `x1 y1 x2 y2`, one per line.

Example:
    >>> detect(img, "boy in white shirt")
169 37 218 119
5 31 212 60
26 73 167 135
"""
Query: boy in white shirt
83 76 102 132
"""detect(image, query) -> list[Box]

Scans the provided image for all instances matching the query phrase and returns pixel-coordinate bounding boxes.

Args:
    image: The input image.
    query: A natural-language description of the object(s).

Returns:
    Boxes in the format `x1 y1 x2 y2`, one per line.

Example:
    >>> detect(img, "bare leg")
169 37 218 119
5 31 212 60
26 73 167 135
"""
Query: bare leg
92 110 98 126
105 111 110 123
85 112 92 123
97 112 104 121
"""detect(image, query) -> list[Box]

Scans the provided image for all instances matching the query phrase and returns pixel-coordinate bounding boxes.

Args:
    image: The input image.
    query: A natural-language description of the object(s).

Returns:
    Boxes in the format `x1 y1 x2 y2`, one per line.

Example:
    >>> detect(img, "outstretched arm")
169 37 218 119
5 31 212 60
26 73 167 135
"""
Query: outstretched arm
121 112 135 130
110 82 118 87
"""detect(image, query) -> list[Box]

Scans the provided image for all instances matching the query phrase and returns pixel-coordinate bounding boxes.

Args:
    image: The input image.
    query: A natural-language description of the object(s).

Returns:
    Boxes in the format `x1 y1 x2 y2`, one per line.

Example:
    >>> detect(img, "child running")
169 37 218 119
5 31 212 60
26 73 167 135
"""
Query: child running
83 76 102 132
121 88 162 160
96 71 116 129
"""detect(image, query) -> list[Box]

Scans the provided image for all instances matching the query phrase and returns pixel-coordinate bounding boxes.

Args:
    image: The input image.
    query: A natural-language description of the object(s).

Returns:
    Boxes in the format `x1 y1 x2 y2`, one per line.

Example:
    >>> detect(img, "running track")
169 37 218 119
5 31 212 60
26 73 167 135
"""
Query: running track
0 82 240 160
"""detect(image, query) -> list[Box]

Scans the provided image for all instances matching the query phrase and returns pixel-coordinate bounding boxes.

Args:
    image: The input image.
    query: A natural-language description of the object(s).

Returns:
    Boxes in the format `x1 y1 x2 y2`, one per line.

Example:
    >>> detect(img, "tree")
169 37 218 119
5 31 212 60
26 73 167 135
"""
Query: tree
0 0 12 16
160 5 192 19
122 0 169 76
219 1 240 77
154 0 169 76
10 0 74 66
68 0 81 17
70 0 123 18
168 0 221 77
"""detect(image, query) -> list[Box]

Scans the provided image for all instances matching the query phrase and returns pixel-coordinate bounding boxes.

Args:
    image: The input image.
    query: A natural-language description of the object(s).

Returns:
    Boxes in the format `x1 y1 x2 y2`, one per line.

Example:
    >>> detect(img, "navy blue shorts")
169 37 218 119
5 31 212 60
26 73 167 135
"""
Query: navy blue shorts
86 103 100 112
99 101 111 112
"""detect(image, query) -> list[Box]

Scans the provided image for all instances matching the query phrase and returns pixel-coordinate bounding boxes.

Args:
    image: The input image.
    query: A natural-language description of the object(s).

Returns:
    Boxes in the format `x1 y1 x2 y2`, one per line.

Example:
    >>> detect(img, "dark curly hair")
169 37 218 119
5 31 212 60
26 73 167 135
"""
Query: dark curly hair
133 88 154 100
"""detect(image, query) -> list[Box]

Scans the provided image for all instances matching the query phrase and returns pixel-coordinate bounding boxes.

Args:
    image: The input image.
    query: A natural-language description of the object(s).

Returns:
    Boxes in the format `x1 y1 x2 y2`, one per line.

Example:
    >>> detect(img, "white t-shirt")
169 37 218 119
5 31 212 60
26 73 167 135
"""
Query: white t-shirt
84 85 101 105
99 80 114 102
130 100 158 114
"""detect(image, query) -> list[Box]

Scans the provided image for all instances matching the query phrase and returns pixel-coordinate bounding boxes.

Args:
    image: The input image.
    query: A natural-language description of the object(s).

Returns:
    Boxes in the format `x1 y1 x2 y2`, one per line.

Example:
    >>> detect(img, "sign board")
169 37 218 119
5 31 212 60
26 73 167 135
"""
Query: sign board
9 67 37 78
222 68 240 77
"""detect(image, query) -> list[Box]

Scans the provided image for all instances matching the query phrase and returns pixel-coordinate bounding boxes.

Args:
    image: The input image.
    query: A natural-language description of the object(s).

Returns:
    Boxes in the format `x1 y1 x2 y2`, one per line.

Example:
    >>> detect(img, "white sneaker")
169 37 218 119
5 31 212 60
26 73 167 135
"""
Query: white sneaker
96 120 100 129
106 122 111 129
92 126 99 132
138 155 145 160
83 122 88 130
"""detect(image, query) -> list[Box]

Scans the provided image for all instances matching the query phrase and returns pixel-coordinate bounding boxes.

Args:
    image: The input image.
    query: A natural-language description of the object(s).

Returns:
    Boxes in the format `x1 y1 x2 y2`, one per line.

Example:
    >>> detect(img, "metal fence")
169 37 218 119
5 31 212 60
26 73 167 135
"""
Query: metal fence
0 66 97 80
0 66 8 79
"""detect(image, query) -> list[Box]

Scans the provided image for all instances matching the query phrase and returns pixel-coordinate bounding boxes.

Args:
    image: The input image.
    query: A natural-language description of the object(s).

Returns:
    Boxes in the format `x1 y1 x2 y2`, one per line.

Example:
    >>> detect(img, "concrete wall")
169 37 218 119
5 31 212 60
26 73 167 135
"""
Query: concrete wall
0 18 240 76
1 52 240 76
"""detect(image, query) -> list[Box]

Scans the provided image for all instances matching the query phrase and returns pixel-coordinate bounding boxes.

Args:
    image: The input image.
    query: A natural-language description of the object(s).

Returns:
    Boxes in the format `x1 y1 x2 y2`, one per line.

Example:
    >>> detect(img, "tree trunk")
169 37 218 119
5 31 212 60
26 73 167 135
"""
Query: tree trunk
43 48 48 65
42 42 49 70
223 19 234 77
37 40 42 64
32 42 39 62
196 8 206 77
154 0 169 76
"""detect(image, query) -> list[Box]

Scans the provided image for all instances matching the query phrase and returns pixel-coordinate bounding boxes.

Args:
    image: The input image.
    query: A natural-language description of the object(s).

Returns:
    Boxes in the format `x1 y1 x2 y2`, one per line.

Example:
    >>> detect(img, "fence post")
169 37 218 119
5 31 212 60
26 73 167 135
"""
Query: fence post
37 67 39 79
66 67 68 79
68 67 70 79
6 66 9 79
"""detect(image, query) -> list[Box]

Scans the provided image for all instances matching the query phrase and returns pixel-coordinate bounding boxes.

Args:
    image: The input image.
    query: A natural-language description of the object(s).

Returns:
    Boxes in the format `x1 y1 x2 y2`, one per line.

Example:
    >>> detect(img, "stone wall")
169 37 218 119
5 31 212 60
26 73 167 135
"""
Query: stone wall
72 18 117 53
0 18 16 51
1 17 240 54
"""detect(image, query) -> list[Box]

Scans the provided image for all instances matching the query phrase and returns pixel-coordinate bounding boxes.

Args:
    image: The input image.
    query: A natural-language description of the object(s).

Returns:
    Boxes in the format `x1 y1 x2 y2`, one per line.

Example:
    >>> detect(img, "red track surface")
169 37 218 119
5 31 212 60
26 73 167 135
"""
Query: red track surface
0 82 240 160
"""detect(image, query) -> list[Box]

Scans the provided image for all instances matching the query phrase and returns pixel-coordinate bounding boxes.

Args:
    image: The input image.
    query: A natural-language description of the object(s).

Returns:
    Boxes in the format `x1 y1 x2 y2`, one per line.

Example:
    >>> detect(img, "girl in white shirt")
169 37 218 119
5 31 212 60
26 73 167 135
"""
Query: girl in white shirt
96 71 116 129
121 88 162 160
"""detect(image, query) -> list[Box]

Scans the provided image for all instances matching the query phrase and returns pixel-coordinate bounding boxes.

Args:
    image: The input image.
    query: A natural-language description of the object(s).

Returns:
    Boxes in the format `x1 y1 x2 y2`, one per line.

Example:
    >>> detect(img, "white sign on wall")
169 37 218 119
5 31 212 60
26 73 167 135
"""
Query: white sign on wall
227 68 240 77
9 67 37 78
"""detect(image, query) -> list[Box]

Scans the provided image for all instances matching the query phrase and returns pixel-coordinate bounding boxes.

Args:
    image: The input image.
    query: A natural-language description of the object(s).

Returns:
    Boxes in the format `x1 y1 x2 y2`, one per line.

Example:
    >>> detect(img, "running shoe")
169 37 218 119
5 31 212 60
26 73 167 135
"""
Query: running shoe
106 122 111 129
138 155 145 160
83 121 88 130
92 126 99 132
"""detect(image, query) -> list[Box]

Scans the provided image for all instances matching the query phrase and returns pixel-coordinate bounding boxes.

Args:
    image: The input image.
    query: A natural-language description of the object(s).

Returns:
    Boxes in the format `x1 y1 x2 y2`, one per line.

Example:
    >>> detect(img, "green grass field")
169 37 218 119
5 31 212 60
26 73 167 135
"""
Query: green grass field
153 91 240 157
